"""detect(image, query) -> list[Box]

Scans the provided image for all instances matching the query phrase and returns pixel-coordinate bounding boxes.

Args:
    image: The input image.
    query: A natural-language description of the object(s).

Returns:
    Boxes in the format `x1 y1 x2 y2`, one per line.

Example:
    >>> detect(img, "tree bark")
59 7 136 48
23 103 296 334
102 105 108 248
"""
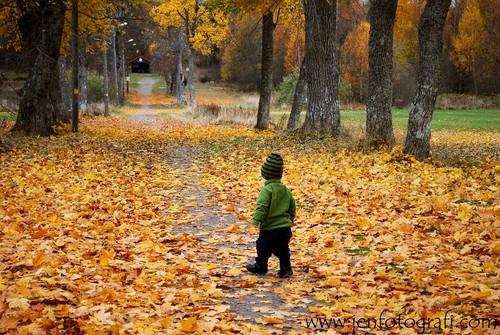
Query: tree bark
79 49 88 113
287 59 307 130
13 0 66 136
175 29 185 105
187 45 196 107
302 0 341 135
103 47 110 116
111 29 120 105
366 0 397 146
71 0 79 132
119 33 125 104
58 58 71 122
404 0 452 160
170 73 176 94
256 11 274 130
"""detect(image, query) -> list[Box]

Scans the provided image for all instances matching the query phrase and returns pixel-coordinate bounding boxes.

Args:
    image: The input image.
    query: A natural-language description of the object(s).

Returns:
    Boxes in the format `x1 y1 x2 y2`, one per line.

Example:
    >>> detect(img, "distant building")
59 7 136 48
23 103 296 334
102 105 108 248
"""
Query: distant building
129 56 150 73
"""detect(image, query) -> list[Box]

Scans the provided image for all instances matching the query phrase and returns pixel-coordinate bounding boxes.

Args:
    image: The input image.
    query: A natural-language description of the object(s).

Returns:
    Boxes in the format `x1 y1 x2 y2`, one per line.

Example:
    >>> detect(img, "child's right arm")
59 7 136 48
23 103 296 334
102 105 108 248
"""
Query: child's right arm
289 193 296 224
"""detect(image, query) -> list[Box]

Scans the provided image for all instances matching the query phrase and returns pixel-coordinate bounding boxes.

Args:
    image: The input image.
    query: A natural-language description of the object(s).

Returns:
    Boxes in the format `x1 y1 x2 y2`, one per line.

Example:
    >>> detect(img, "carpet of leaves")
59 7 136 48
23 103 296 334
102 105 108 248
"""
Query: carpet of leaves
0 116 498 334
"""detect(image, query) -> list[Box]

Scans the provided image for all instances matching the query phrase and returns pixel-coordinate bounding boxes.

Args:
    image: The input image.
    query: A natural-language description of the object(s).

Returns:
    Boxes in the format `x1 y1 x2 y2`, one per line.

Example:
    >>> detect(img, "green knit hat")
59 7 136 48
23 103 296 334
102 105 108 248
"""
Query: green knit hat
261 153 284 180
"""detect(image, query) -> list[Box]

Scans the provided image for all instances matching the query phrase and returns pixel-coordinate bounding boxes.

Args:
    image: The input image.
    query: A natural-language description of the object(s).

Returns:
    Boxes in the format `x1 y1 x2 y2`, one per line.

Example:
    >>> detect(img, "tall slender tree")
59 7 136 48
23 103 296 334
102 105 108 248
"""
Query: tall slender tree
404 0 452 160
150 0 228 108
302 0 340 135
255 11 275 129
287 59 306 130
111 29 120 105
102 46 110 116
175 29 185 105
366 0 398 146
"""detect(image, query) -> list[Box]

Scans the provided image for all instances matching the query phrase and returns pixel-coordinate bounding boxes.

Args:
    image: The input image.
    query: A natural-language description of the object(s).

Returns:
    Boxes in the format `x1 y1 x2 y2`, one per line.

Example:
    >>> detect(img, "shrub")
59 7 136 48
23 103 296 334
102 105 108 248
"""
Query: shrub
88 73 104 103
276 69 300 106
276 70 352 106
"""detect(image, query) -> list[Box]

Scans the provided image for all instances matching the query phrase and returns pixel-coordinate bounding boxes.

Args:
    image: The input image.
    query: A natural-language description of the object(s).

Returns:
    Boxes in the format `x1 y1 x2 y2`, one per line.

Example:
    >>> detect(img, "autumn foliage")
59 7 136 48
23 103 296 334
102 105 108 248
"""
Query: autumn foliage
1 110 499 333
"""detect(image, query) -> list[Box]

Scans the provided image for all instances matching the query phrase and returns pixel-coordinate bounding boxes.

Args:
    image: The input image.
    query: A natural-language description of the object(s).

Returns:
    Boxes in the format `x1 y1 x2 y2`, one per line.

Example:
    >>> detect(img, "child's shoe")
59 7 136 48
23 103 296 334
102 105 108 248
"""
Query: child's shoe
278 266 293 278
246 263 268 274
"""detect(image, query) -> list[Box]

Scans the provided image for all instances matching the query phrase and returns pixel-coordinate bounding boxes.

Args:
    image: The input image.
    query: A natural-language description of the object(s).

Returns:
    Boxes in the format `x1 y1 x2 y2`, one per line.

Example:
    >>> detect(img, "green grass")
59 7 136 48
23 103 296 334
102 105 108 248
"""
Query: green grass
128 73 157 88
0 112 15 121
271 109 500 131
153 78 168 94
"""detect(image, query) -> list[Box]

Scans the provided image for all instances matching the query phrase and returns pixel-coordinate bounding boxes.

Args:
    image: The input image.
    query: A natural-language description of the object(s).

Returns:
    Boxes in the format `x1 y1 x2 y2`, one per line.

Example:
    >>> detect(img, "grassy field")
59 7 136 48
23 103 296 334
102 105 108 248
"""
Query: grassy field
2 73 499 131
0 111 16 121
271 108 500 131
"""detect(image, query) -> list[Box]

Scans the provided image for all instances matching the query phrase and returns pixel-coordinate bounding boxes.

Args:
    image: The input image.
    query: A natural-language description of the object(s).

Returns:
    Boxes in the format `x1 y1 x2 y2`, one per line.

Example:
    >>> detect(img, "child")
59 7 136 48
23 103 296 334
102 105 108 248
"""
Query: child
246 153 296 278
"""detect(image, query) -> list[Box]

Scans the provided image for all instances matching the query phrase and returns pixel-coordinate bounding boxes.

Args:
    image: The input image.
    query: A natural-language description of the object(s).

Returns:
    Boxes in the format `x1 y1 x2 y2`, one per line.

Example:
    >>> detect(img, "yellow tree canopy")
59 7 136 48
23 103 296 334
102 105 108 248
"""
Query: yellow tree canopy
451 0 487 74
0 0 118 54
342 21 369 88
150 0 229 55
394 0 425 69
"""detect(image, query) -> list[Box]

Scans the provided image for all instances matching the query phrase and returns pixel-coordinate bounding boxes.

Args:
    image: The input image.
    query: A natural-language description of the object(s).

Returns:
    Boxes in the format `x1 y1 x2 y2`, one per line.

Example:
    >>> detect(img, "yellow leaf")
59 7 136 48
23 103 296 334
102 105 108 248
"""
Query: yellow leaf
225 224 241 233
436 273 448 285
32 251 46 268
226 268 241 276
490 241 500 255
99 249 115 267
7 297 30 310
256 317 283 325
0 276 7 292
357 217 373 229
180 317 198 333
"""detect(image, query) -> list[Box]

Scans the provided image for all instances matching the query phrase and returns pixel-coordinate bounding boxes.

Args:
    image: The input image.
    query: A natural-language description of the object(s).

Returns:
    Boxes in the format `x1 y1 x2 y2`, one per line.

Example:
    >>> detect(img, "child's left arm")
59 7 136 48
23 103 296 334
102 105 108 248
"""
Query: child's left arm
251 188 271 227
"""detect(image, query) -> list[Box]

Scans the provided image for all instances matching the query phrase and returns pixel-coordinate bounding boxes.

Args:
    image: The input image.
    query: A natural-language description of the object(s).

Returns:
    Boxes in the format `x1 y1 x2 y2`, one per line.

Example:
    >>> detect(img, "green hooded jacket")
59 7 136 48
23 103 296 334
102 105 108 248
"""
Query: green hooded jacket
252 179 296 230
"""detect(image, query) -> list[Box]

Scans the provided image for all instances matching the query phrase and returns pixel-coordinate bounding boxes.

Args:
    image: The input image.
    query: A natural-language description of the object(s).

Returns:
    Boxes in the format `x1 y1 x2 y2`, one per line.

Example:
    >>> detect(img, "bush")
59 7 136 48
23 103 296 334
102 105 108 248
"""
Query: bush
276 70 352 106
276 69 300 106
88 73 104 103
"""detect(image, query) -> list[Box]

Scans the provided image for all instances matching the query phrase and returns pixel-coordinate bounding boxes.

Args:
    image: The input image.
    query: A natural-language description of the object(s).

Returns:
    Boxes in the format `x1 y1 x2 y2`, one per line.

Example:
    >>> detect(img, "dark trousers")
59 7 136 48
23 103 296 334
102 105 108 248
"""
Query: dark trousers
255 227 292 270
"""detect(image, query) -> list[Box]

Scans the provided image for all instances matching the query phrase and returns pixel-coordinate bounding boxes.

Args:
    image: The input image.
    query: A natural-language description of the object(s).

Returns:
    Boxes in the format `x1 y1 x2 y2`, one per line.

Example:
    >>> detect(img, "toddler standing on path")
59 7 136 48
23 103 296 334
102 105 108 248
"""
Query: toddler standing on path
246 153 296 278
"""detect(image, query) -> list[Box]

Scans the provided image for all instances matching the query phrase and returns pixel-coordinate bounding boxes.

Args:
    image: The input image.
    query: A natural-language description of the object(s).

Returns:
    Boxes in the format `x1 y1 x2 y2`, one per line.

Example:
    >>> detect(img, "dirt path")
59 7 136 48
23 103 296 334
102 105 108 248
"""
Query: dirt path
165 146 309 332
129 76 311 332
128 76 161 128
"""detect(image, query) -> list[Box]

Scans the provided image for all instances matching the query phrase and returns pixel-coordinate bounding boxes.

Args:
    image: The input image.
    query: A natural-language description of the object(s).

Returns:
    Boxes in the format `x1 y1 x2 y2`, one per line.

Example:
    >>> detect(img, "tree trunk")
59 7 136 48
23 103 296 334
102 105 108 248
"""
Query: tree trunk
103 47 110 116
13 0 66 136
256 11 274 130
71 0 79 132
187 45 196 107
366 0 397 146
302 0 341 135
170 73 176 94
58 58 71 122
287 59 307 130
79 49 88 113
404 0 451 160
175 29 185 105
111 29 120 105
119 33 125 104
